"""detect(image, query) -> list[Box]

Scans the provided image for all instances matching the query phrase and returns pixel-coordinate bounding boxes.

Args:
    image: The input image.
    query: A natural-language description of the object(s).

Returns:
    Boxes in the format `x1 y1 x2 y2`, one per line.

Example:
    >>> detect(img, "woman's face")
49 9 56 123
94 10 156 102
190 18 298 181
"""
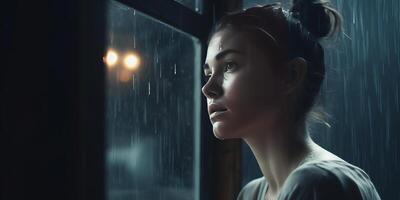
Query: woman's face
202 27 287 140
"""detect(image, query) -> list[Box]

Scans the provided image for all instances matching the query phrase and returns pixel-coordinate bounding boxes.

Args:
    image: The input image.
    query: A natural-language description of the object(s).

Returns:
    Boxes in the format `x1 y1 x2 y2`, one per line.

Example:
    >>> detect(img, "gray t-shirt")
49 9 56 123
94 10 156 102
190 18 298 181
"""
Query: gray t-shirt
236 160 381 200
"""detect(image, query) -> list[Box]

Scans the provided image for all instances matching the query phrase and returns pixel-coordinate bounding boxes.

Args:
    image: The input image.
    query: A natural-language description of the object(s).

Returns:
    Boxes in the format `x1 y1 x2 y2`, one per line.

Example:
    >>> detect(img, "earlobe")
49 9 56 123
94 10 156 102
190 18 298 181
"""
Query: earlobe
282 57 308 95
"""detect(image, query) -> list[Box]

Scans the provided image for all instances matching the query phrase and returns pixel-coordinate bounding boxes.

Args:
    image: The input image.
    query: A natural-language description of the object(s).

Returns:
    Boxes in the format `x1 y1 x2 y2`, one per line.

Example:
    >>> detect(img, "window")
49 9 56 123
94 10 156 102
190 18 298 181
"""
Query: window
105 1 201 199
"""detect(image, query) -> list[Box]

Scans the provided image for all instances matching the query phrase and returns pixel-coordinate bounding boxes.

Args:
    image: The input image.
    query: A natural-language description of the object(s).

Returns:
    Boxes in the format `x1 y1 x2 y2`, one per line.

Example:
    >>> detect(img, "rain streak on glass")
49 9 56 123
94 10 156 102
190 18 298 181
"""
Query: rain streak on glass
105 1 201 200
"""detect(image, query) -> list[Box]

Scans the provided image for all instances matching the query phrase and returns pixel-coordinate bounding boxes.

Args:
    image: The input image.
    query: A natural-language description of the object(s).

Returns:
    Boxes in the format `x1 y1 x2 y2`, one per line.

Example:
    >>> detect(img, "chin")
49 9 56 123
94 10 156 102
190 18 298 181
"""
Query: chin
212 121 241 140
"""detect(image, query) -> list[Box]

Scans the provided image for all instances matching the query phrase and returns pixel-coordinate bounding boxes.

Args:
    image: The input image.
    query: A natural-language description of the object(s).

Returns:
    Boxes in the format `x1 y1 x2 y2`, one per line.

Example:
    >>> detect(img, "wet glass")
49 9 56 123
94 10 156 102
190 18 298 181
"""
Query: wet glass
104 1 201 200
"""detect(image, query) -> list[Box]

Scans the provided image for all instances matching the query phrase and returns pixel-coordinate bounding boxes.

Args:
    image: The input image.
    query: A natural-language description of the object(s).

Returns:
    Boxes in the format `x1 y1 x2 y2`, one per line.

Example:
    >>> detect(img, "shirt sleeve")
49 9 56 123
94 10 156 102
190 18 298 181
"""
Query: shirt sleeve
277 164 364 200
236 177 265 200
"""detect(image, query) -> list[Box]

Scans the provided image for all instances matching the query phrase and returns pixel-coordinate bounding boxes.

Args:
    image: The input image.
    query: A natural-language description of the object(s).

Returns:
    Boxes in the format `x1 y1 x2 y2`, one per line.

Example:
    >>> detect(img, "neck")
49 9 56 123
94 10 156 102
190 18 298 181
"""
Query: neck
243 120 313 195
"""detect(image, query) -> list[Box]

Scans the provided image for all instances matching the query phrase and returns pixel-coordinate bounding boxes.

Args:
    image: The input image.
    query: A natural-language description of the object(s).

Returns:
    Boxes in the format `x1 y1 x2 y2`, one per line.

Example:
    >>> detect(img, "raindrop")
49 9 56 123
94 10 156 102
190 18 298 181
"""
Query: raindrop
134 11 137 49
174 63 177 75
159 63 162 78
148 81 151 96
156 53 159 63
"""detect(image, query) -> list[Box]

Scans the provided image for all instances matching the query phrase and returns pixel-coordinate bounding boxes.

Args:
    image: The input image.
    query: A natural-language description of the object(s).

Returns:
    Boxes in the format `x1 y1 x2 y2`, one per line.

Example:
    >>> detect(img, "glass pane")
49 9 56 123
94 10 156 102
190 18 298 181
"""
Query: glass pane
105 1 201 200
174 0 203 13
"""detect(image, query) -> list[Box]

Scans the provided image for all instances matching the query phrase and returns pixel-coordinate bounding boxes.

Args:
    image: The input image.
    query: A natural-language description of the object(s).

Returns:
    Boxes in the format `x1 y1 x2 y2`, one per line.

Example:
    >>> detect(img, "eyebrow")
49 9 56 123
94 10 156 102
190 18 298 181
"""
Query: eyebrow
203 49 244 70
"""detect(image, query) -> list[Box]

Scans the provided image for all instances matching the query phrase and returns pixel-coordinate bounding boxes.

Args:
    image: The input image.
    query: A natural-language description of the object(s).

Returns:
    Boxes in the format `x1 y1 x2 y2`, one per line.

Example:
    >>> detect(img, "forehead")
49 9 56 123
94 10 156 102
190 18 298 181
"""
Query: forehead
205 28 251 63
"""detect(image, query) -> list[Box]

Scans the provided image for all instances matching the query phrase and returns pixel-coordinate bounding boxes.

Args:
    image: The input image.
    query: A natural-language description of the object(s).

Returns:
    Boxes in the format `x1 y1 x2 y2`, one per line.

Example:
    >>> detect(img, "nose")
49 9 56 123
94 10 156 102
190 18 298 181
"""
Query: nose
202 75 222 99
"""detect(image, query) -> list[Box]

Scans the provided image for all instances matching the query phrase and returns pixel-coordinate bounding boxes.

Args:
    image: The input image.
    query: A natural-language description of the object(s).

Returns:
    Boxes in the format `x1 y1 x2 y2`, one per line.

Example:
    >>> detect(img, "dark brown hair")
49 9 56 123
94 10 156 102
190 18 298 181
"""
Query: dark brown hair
207 0 342 127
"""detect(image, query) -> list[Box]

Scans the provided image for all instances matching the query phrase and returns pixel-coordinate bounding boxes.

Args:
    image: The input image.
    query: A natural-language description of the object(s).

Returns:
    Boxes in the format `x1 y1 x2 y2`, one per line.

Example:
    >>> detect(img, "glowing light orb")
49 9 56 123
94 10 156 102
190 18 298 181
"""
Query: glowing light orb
124 53 140 71
105 50 118 67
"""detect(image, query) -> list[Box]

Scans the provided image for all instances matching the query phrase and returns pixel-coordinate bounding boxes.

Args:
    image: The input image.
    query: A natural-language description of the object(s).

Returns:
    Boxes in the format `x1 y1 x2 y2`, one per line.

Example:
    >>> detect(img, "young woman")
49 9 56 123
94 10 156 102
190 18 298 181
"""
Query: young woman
201 0 381 199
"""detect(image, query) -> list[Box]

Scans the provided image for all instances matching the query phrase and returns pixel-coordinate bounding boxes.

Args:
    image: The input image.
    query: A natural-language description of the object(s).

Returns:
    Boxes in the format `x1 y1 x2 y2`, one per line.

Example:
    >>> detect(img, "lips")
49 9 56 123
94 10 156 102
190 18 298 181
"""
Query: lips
208 103 228 116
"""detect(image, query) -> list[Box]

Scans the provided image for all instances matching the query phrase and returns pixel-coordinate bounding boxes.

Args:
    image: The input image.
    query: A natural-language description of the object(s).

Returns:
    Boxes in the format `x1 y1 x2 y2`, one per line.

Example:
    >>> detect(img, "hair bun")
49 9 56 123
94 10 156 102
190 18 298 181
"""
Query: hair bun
291 0 342 39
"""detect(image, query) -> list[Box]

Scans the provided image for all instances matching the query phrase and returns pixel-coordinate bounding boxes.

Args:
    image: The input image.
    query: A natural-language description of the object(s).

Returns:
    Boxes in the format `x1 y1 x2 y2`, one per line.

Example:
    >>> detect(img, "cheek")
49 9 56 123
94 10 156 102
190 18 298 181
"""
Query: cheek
225 71 280 114
213 71 282 138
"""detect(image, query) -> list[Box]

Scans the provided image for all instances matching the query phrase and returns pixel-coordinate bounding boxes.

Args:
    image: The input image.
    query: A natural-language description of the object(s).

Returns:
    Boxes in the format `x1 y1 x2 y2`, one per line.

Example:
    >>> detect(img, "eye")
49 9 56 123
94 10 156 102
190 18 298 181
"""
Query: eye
224 61 237 72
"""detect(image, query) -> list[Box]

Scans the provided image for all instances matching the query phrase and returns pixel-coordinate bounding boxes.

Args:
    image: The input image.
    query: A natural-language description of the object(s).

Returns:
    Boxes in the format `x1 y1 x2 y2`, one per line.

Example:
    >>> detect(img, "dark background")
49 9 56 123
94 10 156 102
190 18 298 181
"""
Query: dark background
1 1 106 200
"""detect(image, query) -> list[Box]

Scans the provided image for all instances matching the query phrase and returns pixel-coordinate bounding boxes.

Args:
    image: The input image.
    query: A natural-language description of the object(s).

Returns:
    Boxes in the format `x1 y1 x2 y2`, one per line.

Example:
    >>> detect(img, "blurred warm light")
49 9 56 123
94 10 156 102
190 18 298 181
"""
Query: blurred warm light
104 49 118 67
124 53 140 71
119 69 132 82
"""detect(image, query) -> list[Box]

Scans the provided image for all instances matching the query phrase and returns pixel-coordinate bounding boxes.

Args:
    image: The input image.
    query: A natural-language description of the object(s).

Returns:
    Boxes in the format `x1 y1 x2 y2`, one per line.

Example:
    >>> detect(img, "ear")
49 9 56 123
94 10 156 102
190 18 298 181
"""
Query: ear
281 57 308 95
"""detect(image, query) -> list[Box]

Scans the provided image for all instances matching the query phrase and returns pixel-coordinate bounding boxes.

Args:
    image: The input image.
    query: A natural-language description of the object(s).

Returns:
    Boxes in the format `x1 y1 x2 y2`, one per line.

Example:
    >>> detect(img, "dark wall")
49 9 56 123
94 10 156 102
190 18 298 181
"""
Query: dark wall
1 1 106 200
